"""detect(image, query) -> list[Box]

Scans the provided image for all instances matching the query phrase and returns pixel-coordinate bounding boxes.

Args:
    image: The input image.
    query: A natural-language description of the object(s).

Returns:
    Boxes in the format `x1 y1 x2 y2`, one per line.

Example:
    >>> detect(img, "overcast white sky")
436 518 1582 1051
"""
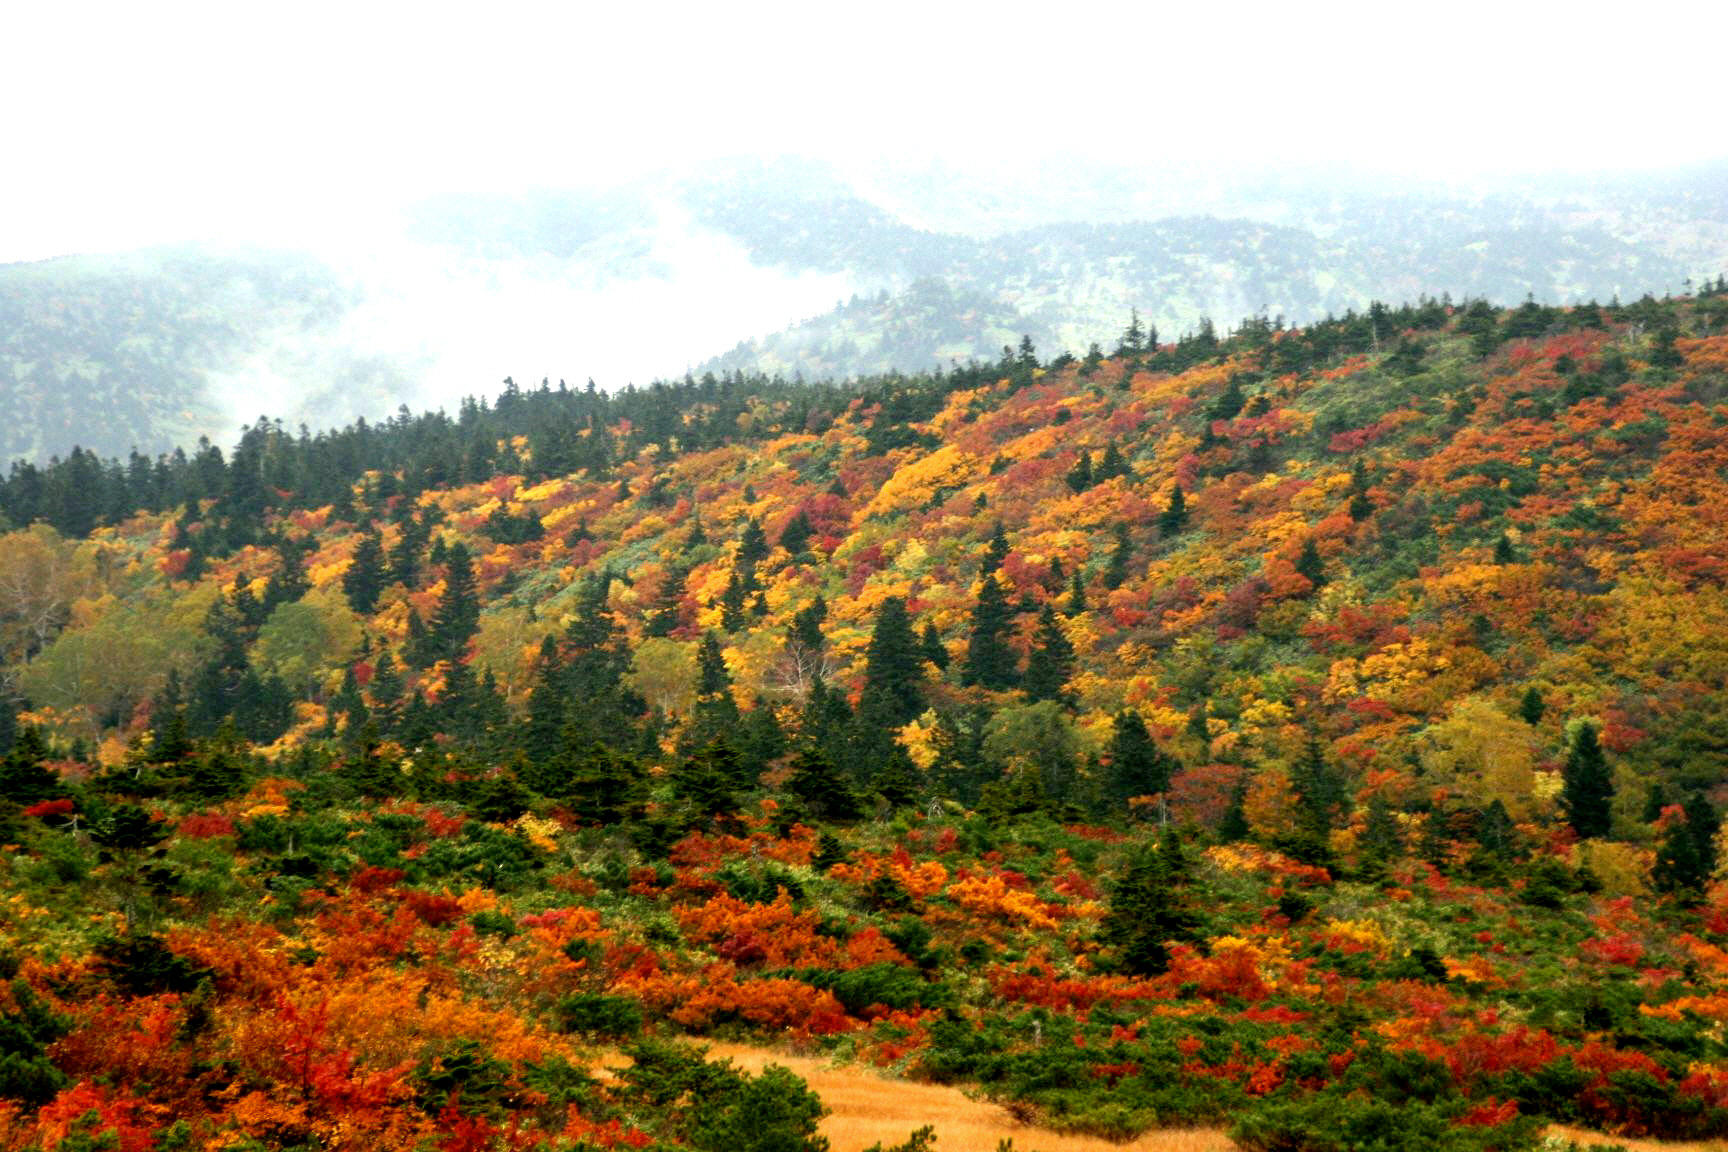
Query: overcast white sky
4 0 1726 264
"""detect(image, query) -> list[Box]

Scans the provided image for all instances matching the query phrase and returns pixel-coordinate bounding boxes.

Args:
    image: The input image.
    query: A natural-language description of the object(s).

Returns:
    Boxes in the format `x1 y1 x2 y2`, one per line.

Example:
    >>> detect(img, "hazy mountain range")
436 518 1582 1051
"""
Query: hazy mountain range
3 156 1725 462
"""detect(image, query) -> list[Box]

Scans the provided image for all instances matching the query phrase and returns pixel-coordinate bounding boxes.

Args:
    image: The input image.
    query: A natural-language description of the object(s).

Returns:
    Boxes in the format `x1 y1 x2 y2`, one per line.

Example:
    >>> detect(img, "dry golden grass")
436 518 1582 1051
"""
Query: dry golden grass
703 1042 1233 1152
609 1041 1728 1152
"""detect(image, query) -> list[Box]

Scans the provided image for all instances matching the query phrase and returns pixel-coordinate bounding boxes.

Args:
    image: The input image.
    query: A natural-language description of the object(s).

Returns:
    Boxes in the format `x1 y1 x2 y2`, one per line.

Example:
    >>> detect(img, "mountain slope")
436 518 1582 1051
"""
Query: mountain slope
3 287 1728 1148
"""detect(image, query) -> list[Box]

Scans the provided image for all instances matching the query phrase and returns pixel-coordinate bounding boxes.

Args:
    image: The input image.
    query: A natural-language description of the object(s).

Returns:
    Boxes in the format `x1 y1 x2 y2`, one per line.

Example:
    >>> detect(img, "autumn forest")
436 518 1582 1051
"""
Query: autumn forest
3 282 1728 1151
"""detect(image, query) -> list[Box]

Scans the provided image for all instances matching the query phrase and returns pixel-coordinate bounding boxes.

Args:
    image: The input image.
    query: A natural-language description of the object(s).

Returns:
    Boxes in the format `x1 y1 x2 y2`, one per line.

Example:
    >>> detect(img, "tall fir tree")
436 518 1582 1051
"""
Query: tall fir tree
1157 484 1189 536
778 509 814 556
1104 710 1174 811
1064 452 1094 493
1103 523 1133 590
1101 833 1201 975
1561 721 1614 839
342 525 387 614
691 632 740 744
1655 791 1719 902
1519 685 1546 726
857 597 925 728
785 746 863 824
981 522 1011 577
388 511 428 589
1295 538 1327 590
919 621 949 671
1292 734 1347 835
737 517 769 567
643 562 689 638
1022 605 1075 705
1065 569 1087 616
429 541 481 662
522 635 567 766
961 574 1017 691
148 669 193 764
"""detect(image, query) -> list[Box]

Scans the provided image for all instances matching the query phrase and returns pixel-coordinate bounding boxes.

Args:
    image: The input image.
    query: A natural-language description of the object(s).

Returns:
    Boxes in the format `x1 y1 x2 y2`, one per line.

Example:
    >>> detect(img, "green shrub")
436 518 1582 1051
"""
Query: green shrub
797 964 944 1014
557 994 643 1039
469 909 518 938
1232 1094 1539 1152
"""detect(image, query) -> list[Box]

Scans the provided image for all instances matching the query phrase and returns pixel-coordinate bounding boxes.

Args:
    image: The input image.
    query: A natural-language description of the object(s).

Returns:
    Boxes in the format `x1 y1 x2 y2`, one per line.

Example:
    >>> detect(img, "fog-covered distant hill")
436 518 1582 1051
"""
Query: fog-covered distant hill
0 249 410 461
2 157 1724 461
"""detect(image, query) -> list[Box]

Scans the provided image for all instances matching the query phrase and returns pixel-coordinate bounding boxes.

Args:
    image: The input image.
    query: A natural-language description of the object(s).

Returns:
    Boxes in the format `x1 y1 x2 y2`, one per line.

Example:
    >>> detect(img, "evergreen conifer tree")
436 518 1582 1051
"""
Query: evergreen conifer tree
857 597 924 728
790 596 827 654
1097 442 1128 481
148 670 193 764
692 632 741 742
736 696 786 775
1655 791 1719 901
670 740 746 830
369 650 404 712
1064 452 1094 493
981 522 1010 577
1561 722 1614 839
1292 734 1346 835
342 525 387 614
1103 524 1133 590
1157 484 1189 536
0 728 61 806
1080 342 1105 377
1105 709 1174 810
1023 606 1075 705
522 636 567 766
1348 460 1374 521
1050 563 1079 613
1116 309 1146 360
1643 781 1670 824
737 518 769 567
1101 834 1200 975
1359 793 1403 874
919 621 948 671
1295 539 1327 590
778 509 814 556
643 562 689 639
786 746 862 823
961 574 1017 691
1219 778 1251 842
429 542 481 662
388 512 427 588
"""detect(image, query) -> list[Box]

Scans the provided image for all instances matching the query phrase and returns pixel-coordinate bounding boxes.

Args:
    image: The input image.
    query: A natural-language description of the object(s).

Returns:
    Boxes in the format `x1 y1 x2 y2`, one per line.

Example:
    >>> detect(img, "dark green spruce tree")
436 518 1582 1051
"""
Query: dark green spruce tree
1157 484 1189 536
1561 721 1614 839
690 632 741 746
1104 710 1175 812
1022 605 1075 705
961 574 1017 691
857 597 925 728
428 541 481 662
1101 833 1201 975
1654 791 1718 902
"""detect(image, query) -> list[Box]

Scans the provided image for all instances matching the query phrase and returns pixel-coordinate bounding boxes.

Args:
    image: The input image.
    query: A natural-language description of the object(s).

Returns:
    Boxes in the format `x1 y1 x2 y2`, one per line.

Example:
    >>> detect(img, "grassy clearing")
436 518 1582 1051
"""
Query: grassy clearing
702 1044 1728 1152
704 1042 1233 1152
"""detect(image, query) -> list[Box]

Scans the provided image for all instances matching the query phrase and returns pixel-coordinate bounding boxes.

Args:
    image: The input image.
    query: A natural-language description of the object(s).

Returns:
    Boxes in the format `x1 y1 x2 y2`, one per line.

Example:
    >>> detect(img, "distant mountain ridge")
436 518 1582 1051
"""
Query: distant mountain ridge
2 157 1724 461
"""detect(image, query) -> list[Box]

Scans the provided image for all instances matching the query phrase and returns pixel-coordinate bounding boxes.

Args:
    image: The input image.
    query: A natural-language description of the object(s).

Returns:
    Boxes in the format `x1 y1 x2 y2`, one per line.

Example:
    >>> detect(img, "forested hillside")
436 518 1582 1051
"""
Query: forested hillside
0 248 410 462
2 285 1728 1149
